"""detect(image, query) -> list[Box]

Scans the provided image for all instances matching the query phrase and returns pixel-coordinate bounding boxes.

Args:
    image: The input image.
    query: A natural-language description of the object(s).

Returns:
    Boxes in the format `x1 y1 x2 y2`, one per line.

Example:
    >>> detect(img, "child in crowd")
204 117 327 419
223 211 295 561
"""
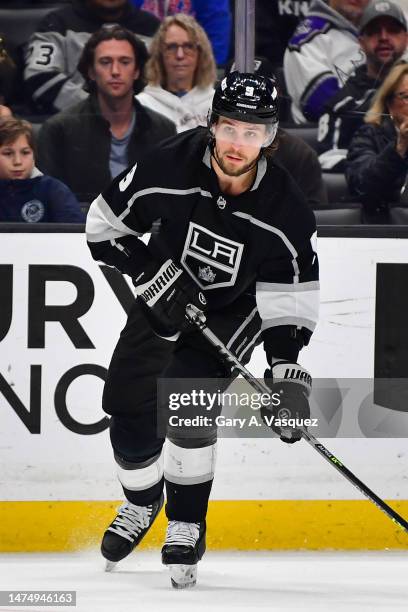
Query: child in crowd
0 118 84 222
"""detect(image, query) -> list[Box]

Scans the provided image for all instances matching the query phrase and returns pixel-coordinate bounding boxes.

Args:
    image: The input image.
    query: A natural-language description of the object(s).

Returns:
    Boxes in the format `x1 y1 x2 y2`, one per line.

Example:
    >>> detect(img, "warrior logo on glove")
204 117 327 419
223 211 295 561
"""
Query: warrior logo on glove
134 258 207 339
139 260 183 306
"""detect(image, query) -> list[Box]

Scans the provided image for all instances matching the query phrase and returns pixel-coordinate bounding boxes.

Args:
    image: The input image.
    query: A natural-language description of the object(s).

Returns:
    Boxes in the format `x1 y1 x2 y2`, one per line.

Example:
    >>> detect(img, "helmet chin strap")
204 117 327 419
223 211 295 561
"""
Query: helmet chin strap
210 139 262 177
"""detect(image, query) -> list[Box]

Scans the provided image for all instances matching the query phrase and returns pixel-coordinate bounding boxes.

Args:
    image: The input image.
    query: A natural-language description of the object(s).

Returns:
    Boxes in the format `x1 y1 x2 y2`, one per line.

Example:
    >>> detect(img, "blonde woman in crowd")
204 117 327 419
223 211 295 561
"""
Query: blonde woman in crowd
346 62 408 222
137 14 216 132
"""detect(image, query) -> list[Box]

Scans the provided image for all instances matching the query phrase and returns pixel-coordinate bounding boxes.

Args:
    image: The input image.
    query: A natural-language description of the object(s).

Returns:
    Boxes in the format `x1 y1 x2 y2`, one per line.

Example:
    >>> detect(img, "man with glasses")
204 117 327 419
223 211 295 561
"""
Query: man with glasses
137 14 216 132
318 0 408 172
86 71 319 588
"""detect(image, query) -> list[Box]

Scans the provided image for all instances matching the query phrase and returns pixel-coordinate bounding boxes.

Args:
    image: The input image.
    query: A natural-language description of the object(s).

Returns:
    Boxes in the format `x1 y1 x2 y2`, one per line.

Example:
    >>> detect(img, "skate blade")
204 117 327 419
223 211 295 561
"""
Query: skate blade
105 560 117 572
168 564 197 589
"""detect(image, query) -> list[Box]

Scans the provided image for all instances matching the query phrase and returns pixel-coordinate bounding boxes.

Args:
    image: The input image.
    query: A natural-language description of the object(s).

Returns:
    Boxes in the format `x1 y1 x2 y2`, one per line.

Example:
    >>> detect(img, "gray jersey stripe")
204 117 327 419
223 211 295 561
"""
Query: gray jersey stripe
233 211 300 281
226 306 258 349
237 329 263 362
250 157 267 191
256 281 320 292
261 316 317 332
120 187 213 222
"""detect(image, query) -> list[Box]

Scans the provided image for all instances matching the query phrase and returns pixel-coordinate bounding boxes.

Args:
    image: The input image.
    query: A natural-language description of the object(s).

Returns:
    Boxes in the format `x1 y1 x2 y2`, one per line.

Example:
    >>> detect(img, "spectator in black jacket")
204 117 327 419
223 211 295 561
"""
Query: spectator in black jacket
23 0 160 114
37 27 176 203
318 0 408 172
346 62 408 222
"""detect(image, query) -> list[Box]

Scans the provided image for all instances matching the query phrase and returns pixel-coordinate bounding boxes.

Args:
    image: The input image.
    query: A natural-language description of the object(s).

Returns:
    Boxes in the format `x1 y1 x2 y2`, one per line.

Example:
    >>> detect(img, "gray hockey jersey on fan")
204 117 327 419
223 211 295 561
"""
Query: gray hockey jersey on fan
86 128 319 361
284 0 365 123
23 0 159 113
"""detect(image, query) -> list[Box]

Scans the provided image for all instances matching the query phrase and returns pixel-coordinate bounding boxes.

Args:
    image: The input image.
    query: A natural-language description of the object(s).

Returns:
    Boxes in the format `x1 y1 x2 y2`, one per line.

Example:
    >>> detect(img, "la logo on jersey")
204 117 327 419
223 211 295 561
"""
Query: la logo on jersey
181 222 244 290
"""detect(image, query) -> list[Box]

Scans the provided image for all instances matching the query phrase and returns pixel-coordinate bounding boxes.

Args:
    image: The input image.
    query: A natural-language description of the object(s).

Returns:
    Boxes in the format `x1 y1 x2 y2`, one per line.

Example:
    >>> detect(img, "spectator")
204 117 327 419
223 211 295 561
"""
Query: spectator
0 35 17 108
129 0 231 66
346 62 408 222
136 14 216 132
255 0 312 70
318 0 408 171
284 0 370 124
37 27 176 203
0 117 84 223
23 0 160 114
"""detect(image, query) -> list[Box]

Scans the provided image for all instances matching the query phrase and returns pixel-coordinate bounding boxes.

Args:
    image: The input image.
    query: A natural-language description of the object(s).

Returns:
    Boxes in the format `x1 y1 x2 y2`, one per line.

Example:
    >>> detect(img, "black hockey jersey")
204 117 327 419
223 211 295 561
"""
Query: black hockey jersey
86 128 319 359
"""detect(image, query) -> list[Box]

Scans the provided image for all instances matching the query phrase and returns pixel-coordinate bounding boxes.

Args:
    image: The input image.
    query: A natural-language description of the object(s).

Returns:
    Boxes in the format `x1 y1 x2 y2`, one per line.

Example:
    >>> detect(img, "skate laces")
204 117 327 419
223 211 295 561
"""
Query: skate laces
107 502 152 543
164 521 200 548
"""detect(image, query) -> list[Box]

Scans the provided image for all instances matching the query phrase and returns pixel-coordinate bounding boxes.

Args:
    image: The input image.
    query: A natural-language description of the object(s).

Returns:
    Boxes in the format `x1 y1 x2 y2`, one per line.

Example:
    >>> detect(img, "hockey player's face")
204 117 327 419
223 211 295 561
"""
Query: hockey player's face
213 118 265 177
360 18 408 70
0 134 34 180
89 40 139 99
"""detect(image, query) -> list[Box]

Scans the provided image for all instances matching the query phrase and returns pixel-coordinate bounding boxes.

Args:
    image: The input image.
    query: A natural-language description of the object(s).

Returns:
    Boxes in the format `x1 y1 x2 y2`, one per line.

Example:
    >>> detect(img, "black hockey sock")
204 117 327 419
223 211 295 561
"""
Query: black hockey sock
123 477 164 506
164 479 213 522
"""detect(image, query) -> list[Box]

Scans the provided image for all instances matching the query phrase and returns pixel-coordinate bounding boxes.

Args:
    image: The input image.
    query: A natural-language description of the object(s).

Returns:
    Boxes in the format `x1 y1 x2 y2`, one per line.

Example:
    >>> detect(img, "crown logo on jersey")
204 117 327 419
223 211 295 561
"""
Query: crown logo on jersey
217 196 227 209
198 265 217 283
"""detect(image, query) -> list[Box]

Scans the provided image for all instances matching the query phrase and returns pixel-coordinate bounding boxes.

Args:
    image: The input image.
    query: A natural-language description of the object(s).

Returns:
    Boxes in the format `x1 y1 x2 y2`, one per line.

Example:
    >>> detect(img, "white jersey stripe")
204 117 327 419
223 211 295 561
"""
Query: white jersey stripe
256 286 319 332
86 194 143 243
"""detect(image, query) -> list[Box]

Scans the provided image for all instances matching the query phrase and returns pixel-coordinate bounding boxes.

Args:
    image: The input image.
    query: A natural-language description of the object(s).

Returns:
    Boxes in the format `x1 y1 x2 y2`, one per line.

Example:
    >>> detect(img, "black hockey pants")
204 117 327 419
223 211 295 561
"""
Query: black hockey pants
103 293 262 522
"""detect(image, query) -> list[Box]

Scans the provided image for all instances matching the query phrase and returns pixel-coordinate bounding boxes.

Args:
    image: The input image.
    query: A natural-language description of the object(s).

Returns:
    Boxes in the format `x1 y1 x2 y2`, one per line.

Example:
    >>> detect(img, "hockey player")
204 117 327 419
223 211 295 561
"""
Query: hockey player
86 71 320 588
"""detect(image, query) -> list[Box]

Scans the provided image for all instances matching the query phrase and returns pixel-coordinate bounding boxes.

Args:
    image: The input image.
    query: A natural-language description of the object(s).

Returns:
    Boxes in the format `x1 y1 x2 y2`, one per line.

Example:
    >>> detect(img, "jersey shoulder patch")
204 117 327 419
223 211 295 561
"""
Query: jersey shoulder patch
288 17 331 51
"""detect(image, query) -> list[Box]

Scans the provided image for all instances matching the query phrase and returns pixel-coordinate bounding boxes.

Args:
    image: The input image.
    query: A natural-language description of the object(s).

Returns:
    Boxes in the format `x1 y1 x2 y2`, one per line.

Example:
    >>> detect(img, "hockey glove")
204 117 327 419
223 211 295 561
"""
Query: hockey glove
133 258 207 338
262 362 312 444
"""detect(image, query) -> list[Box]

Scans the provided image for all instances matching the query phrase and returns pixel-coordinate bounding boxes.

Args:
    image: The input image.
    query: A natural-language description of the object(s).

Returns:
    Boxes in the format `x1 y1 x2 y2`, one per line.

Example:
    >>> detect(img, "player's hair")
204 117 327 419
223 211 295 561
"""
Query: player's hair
365 61 408 126
78 26 148 94
145 14 216 89
263 130 280 156
0 117 35 153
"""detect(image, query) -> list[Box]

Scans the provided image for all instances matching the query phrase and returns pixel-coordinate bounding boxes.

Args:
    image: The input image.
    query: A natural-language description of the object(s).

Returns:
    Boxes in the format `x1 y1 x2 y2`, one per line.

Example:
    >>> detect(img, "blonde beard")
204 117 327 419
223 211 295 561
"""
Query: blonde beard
214 145 260 177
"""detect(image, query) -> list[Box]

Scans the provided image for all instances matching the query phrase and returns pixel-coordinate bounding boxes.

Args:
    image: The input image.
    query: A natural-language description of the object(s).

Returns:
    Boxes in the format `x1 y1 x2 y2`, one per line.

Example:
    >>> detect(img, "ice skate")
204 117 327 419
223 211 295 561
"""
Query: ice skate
161 520 206 588
101 494 164 570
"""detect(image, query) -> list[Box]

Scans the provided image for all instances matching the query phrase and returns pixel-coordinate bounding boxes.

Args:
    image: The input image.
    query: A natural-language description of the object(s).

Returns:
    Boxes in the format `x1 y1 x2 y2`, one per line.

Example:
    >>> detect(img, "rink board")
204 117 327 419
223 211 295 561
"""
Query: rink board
0 231 407 550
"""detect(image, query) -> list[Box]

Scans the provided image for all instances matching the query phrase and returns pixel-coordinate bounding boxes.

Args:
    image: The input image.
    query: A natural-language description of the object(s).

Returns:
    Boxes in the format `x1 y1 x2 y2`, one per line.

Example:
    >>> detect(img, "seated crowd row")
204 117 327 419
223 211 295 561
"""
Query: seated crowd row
1 0 408 223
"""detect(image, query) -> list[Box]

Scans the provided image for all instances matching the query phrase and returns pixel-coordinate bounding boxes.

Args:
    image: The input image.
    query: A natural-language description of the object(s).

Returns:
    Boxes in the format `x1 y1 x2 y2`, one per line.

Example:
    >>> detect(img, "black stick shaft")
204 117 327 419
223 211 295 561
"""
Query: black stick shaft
301 430 408 533
185 305 408 534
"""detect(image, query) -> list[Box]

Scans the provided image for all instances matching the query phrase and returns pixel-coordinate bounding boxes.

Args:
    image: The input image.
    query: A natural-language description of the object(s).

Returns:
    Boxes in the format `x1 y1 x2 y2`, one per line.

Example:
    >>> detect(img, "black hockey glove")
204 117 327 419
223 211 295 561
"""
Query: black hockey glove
134 258 207 338
261 362 312 444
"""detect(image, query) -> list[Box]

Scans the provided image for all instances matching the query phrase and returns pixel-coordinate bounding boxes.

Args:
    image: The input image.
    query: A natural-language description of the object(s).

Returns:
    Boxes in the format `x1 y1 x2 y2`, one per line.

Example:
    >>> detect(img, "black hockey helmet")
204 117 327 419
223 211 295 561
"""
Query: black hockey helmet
209 71 279 146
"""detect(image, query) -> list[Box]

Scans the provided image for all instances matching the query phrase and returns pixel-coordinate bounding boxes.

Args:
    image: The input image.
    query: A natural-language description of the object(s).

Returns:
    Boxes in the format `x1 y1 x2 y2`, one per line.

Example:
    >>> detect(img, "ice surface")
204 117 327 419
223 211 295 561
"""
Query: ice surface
0 550 406 612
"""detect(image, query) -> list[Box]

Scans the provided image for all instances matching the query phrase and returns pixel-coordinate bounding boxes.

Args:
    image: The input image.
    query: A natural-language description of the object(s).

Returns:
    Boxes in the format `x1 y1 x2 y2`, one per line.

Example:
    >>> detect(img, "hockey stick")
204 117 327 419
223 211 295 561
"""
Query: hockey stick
185 304 408 534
